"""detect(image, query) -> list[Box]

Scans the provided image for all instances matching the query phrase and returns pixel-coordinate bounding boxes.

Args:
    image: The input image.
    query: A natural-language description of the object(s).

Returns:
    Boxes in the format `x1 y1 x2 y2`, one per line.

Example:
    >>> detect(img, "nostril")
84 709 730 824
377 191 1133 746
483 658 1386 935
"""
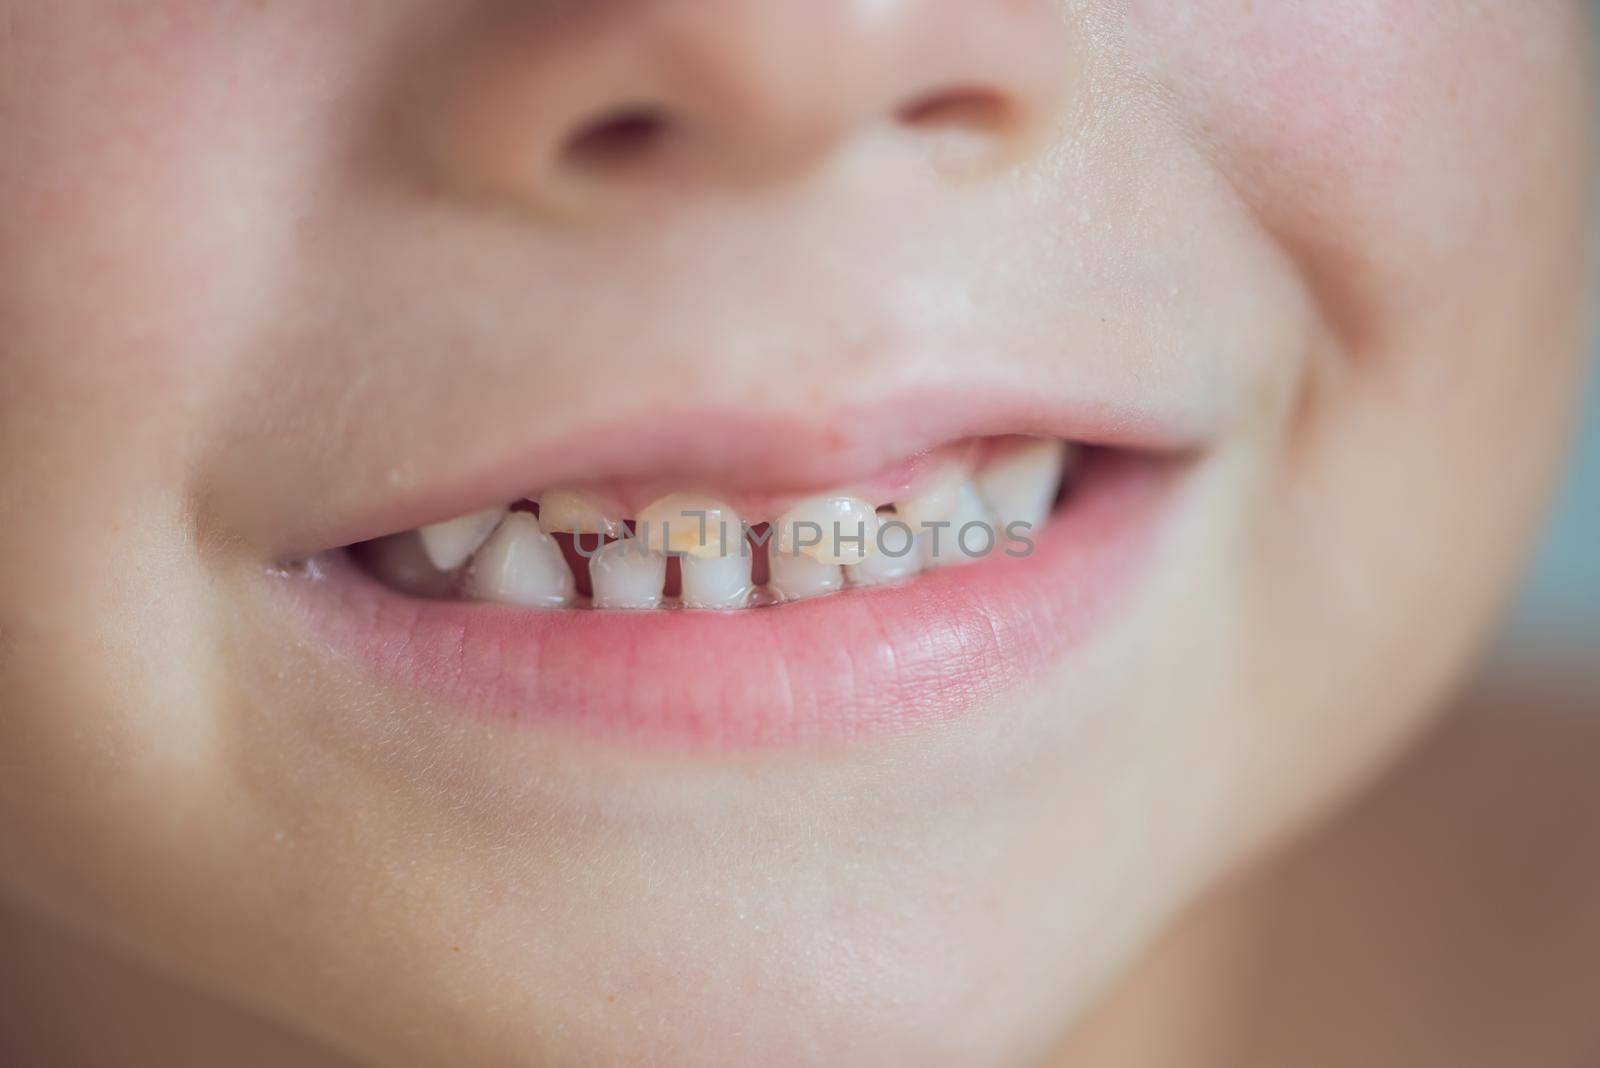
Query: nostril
896 87 1027 175
897 87 1016 136
561 105 674 176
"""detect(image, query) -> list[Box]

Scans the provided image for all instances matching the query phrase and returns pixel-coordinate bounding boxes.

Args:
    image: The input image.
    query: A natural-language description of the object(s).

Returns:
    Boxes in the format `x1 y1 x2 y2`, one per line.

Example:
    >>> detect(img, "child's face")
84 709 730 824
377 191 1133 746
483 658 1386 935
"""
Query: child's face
0 2 1591 1064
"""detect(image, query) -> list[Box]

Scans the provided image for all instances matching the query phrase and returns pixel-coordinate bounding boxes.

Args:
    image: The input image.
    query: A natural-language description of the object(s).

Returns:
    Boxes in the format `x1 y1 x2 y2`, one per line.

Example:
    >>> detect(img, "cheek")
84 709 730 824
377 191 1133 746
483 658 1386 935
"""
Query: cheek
1126 1 1591 341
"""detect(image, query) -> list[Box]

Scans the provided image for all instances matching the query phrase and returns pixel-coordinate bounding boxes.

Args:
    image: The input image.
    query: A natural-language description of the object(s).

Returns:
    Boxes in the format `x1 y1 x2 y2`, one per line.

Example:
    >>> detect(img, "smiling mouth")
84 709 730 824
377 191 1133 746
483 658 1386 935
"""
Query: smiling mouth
275 402 1198 751
353 435 1080 611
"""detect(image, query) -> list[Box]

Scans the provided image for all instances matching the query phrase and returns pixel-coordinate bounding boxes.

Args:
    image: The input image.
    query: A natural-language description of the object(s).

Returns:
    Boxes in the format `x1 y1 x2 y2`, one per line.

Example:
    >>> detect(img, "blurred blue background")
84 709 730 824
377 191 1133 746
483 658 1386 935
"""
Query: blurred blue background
1510 356 1599 642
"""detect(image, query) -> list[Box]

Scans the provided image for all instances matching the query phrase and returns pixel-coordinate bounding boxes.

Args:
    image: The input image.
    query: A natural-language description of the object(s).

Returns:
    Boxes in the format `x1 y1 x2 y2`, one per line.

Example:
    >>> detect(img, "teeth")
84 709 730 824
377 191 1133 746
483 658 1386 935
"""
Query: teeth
846 518 926 588
766 546 846 602
367 532 460 598
773 495 880 565
637 493 745 559
589 540 668 610
537 488 625 538
974 439 1072 535
922 480 995 569
418 506 510 571
892 468 967 533
380 440 1073 609
679 552 753 610
465 512 576 608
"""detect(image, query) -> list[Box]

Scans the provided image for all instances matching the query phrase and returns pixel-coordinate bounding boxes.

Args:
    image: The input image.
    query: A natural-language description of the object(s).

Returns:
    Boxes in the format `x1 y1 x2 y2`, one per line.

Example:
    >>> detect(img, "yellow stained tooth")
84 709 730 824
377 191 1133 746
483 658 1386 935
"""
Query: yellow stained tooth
537 488 625 538
774 495 880 566
637 493 744 558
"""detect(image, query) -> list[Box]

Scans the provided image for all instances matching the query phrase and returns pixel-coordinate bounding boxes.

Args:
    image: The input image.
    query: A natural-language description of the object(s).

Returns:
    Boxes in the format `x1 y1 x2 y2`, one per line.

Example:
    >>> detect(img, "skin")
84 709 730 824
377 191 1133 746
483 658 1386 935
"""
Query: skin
0 2 1592 1065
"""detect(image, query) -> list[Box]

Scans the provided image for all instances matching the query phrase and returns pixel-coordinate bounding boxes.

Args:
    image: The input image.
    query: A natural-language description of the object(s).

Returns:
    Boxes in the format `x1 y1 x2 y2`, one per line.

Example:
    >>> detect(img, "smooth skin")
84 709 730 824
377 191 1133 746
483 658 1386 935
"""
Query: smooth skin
0 3 1593 1065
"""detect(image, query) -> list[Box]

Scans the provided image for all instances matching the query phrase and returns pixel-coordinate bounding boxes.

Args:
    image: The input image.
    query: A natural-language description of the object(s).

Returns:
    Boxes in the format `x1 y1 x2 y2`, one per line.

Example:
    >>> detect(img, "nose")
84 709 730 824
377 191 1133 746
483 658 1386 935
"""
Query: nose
435 0 1072 217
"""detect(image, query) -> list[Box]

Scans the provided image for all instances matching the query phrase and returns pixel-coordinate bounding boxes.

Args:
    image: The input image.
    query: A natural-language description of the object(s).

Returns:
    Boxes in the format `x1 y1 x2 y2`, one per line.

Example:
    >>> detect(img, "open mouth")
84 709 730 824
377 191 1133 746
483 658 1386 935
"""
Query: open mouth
276 408 1195 751
354 435 1083 611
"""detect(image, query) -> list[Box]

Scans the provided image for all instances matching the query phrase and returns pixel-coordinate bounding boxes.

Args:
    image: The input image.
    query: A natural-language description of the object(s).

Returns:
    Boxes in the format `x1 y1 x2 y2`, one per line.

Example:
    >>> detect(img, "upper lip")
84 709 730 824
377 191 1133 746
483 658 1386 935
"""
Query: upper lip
254 384 1220 561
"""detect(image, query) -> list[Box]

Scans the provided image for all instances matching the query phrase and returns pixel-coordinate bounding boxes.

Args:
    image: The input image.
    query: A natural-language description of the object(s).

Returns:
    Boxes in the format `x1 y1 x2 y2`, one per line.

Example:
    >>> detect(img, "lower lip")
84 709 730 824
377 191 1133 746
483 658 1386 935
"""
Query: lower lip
281 452 1182 751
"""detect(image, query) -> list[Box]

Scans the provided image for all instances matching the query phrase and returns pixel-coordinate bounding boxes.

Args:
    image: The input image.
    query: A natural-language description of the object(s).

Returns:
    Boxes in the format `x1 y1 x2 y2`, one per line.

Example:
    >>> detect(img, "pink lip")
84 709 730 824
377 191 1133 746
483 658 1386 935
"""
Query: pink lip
279 450 1183 750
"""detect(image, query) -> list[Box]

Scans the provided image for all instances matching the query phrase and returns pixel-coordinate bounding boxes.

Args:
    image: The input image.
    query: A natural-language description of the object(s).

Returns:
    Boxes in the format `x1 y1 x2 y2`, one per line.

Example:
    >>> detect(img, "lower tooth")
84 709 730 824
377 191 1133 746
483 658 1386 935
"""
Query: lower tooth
419 506 510 571
589 541 667 610
368 531 460 597
766 548 846 602
465 512 576 608
679 551 753 610
846 521 925 588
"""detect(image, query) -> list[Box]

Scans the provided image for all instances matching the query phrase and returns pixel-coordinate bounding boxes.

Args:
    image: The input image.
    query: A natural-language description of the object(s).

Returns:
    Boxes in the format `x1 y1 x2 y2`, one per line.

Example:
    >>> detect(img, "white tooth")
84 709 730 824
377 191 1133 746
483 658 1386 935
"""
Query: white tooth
773 494 880 565
418 506 510 571
974 439 1072 535
922 481 995 569
766 545 846 602
679 552 752 610
892 467 967 532
845 518 926 588
537 488 625 538
465 512 575 608
638 493 744 558
589 540 668 610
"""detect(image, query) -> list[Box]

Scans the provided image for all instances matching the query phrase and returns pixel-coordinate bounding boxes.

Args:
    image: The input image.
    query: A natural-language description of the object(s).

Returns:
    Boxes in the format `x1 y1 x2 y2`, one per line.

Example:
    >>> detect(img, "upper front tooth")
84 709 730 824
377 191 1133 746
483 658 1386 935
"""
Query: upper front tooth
537 488 625 538
892 468 967 531
975 439 1073 534
773 495 880 565
589 540 667 610
923 480 995 568
465 512 575 608
679 551 752 610
638 493 744 558
418 506 510 571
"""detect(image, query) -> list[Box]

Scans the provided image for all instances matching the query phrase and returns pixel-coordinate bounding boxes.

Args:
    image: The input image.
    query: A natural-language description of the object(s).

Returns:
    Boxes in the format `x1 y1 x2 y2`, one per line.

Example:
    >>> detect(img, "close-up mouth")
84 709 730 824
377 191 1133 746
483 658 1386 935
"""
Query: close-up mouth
276 411 1199 750
3 2 1593 1064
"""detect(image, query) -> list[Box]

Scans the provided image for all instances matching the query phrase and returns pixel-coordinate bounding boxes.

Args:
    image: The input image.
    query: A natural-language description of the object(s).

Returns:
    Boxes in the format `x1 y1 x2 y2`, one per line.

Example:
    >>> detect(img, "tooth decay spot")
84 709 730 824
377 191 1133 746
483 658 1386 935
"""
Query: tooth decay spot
637 493 744 558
